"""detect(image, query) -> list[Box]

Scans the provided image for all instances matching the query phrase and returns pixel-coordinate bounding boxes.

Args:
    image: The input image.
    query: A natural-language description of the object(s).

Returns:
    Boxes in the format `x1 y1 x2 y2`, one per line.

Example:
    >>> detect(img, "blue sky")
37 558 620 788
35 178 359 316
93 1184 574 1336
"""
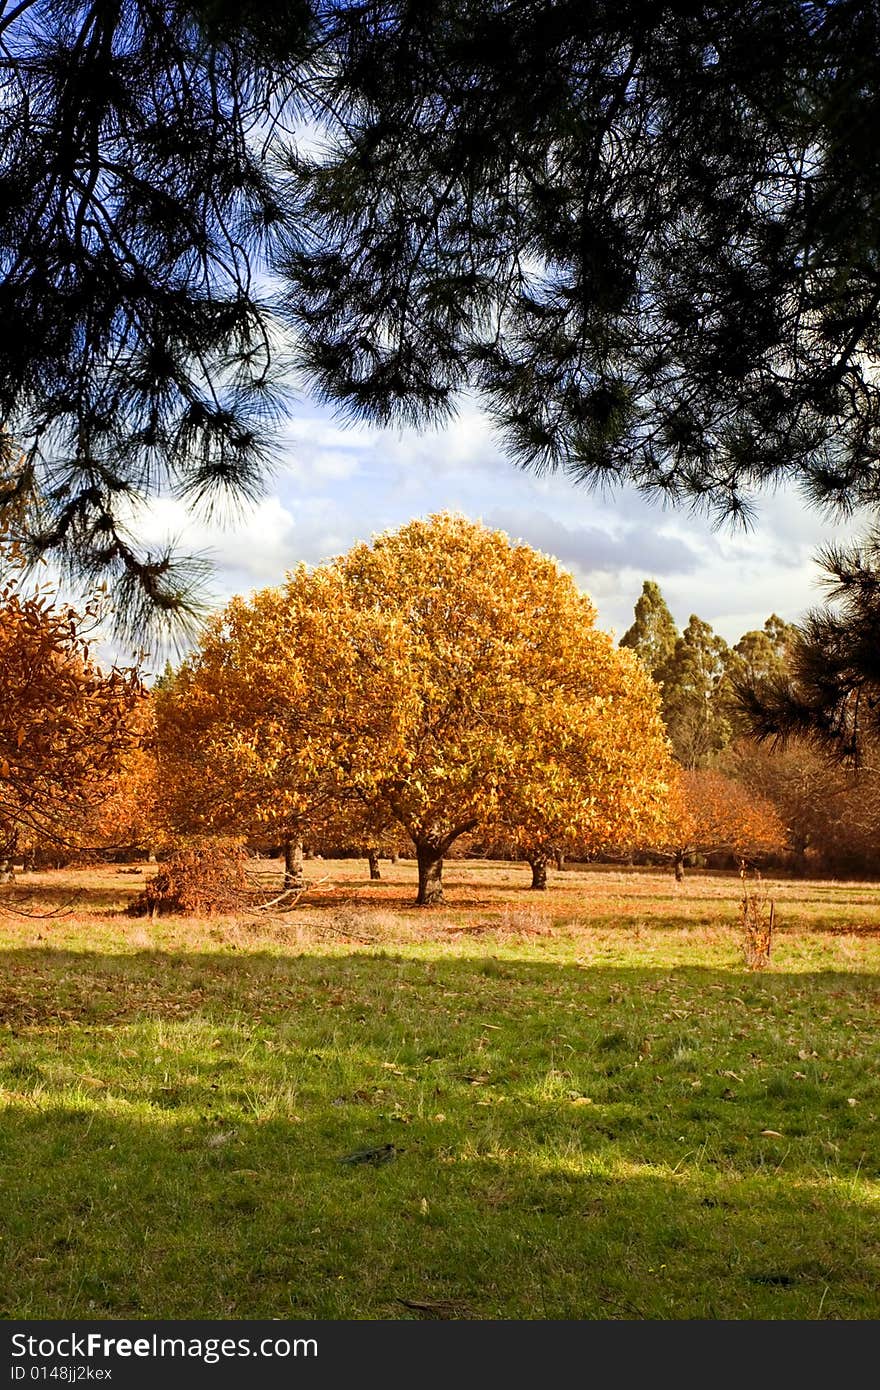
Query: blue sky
124 392 863 670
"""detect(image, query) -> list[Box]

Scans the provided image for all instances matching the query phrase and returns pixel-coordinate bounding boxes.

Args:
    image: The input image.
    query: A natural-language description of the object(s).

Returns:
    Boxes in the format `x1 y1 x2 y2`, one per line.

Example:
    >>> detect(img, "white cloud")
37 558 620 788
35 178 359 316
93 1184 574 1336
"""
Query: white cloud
115 492 355 600
485 506 702 580
282 418 374 451
98 396 872 660
284 448 361 483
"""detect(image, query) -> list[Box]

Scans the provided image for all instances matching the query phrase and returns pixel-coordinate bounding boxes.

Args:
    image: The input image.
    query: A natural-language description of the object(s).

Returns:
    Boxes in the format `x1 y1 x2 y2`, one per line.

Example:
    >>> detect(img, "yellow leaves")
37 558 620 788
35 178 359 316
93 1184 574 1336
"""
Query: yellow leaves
158 515 674 855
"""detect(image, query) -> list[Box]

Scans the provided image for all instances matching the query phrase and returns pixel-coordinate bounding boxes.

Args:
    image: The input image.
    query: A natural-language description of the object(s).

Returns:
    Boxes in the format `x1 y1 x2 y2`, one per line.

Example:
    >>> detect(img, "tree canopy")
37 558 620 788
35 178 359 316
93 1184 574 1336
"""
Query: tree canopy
737 533 880 764
0 572 144 854
283 1 880 522
657 616 732 769
620 581 678 681
618 582 806 769
615 578 880 875
159 514 673 904
650 768 785 881
0 0 312 637
156 565 405 865
3 2 880 634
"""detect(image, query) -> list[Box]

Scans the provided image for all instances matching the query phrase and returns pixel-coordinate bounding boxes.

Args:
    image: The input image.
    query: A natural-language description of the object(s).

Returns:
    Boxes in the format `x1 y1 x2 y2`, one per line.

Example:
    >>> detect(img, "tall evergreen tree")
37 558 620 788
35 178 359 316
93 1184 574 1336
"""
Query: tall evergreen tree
659 616 731 769
728 617 797 685
725 616 798 738
620 580 679 681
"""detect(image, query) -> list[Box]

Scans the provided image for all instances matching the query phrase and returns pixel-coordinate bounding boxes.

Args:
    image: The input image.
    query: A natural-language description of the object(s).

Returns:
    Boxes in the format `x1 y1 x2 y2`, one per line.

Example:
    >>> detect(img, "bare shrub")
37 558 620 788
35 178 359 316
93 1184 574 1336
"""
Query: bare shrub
740 864 775 969
127 840 249 917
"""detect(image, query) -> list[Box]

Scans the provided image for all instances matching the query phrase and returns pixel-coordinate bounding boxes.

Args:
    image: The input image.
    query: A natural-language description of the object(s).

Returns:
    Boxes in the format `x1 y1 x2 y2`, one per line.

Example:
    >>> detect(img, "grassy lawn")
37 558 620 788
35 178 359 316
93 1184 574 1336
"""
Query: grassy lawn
1 858 880 1320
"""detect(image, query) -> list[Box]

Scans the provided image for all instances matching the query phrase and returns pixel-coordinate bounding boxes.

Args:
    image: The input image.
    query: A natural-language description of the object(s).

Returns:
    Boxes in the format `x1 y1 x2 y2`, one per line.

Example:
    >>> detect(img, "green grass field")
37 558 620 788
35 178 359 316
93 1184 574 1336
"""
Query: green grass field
2 858 879 1320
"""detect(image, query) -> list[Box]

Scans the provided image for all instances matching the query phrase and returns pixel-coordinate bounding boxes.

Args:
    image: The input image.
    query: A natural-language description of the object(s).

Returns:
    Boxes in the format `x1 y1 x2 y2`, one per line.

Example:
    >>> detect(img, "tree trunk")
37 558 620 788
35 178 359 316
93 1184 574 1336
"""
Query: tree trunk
367 847 381 881
284 838 304 890
674 853 685 883
529 856 548 890
554 849 565 871
390 850 399 864
416 844 444 906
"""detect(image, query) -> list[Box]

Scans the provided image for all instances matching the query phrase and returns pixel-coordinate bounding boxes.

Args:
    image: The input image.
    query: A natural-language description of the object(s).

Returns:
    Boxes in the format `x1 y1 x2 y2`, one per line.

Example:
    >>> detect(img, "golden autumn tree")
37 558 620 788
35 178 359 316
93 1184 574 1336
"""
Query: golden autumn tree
159 515 676 905
0 578 145 865
333 516 675 902
156 567 407 885
651 767 786 881
500 676 673 889
79 696 162 859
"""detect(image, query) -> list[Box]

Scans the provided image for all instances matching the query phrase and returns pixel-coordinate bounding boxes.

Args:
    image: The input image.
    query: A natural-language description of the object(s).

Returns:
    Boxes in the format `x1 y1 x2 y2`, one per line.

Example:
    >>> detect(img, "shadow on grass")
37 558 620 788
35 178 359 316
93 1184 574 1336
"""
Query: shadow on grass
0 877 528 915
1 1092 878 1320
2 944 880 1013
1 948 878 1151
1 945 879 1317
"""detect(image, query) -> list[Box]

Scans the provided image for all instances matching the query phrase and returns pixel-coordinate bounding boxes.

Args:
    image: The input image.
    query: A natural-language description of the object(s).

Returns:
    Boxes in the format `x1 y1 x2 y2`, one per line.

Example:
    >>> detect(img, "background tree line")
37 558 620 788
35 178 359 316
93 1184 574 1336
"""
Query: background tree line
3 518 875 893
0 518 794 902
620 579 880 877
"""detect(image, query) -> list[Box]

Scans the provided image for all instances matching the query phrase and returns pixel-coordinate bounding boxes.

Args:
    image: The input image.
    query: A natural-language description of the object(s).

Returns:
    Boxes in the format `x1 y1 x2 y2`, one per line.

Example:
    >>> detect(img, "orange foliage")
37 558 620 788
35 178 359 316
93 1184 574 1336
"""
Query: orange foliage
334 516 675 901
0 578 144 854
499 659 673 868
156 565 406 852
651 767 786 876
82 697 162 854
158 514 676 904
127 840 248 917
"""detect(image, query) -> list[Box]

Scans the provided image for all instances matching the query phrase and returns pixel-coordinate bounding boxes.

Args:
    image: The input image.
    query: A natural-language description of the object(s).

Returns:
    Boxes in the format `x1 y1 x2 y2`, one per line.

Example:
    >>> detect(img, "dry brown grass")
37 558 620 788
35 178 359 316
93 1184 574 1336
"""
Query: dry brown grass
3 855 880 965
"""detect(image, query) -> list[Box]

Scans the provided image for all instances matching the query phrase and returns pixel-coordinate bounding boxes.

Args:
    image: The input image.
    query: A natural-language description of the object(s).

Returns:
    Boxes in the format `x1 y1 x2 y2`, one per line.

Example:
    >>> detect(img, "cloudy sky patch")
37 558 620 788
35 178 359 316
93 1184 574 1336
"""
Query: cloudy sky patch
121 394 867 658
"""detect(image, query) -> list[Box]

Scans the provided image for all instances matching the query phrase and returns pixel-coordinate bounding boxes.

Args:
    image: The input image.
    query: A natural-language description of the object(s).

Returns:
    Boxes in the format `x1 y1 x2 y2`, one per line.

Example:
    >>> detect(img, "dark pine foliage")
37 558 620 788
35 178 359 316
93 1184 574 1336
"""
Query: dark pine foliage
283 1 880 524
0 0 313 640
4 2 880 640
736 533 880 763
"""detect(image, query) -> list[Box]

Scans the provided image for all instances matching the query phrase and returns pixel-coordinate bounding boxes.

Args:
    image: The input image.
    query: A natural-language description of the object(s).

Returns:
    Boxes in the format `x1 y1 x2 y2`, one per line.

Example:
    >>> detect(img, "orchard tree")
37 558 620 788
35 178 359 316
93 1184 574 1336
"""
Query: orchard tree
79 699 162 860
160 514 676 906
0 576 144 858
334 515 673 904
498 676 672 890
156 568 405 885
649 768 785 882
721 735 880 877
